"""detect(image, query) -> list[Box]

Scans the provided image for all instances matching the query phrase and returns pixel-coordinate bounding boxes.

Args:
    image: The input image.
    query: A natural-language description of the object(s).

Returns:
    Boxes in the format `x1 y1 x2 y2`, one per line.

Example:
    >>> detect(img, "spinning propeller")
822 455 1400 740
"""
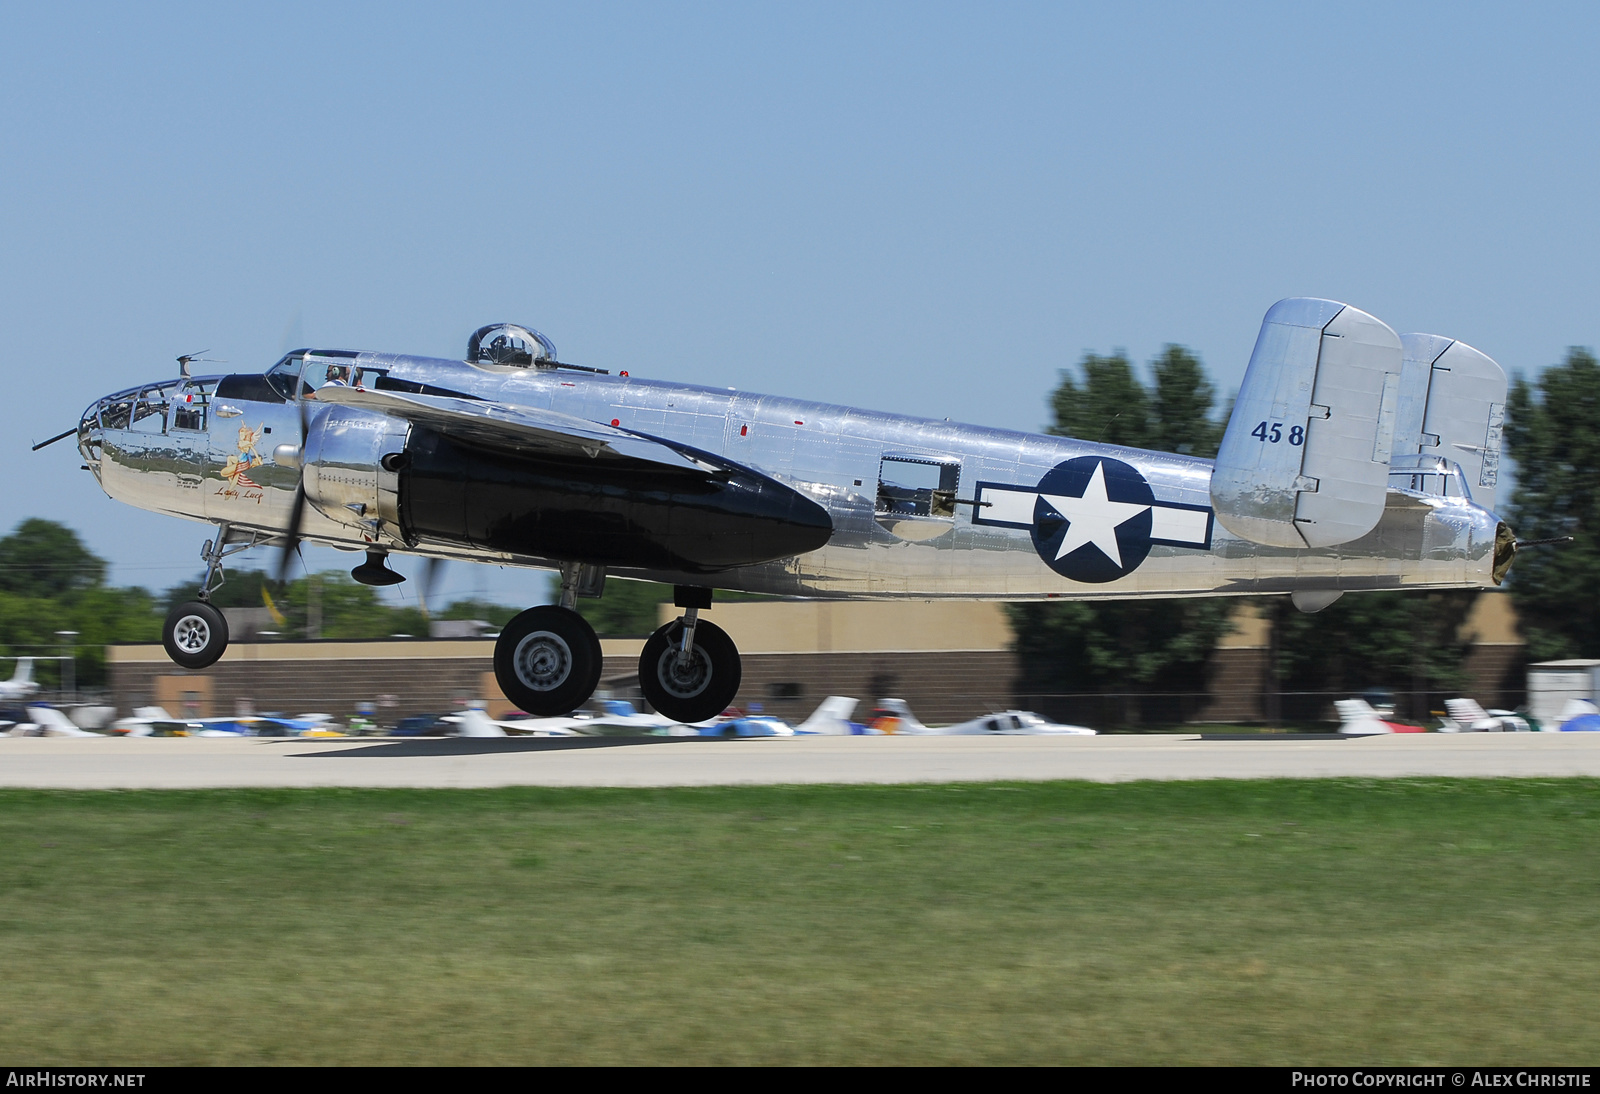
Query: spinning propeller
417 556 445 618
272 382 425 594
276 380 312 588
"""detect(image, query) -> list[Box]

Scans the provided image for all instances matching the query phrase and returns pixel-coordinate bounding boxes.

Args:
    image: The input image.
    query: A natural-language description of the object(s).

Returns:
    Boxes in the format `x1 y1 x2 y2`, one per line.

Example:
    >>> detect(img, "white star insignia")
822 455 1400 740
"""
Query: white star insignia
1039 461 1151 569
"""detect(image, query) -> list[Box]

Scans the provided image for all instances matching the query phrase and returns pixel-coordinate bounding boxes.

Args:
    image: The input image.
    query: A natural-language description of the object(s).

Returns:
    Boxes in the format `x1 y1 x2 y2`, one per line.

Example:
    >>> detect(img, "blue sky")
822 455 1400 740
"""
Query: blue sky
3 2 1597 605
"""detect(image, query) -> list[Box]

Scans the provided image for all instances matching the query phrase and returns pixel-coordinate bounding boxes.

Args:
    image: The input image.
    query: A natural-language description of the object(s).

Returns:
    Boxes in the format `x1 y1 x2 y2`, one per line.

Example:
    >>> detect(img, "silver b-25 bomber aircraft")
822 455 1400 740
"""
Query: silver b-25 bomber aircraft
54 298 1517 722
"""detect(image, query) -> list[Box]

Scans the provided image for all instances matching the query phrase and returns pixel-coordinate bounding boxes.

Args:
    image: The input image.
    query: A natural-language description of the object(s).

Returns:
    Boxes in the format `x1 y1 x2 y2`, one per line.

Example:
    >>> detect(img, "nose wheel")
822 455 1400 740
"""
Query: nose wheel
162 601 230 669
493 605 604 716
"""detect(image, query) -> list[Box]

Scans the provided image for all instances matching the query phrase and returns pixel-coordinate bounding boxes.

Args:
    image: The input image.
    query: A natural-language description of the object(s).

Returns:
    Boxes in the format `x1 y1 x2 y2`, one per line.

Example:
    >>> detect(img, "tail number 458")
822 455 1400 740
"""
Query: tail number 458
1250 422 1304 446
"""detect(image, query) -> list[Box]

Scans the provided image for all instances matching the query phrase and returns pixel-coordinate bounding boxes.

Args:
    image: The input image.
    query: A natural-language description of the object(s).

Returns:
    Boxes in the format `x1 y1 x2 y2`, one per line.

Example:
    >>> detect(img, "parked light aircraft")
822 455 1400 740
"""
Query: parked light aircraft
8 705 96 737
53 300 1519 723
1440 698 1532 733
1333 699 1425 735
0 658 39 701
793 696 862 735
927 710 1096 736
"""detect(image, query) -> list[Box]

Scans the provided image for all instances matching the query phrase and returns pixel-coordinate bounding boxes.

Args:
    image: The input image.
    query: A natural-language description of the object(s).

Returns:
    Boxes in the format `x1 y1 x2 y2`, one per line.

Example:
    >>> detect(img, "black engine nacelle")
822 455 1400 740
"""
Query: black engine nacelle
399 425 832 573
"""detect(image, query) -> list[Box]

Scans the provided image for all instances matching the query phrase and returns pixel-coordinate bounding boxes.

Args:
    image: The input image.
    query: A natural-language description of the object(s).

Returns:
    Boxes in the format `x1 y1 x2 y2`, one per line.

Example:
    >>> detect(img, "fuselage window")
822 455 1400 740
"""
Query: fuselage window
301 356 362 392
215 374 286 404
171 382 212 431
266 355 306 400
265 354 371 399
877 457 960 518
129 387 169 433
99 397 133 431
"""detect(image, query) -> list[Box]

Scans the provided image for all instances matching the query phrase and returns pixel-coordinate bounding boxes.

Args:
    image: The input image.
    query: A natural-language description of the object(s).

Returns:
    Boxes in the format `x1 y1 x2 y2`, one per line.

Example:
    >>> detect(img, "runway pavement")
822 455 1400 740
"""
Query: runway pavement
3 732 1600 788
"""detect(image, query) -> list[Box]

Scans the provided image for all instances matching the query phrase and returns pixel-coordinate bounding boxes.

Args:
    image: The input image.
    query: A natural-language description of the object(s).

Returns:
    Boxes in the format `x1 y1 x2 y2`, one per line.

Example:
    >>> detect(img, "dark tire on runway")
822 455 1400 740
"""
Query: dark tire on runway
494 605 603 717
163 601 230 669
639 619 741 725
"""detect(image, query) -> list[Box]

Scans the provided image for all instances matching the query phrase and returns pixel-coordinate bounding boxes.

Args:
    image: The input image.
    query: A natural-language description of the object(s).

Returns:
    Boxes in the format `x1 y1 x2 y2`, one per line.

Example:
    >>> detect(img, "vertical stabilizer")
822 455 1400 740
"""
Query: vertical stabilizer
1211 299 1404 548
1394 334 1506 511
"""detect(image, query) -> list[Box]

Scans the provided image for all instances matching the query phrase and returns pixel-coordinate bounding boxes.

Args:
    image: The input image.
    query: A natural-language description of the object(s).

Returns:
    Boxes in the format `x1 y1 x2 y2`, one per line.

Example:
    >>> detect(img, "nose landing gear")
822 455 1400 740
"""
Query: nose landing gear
160 523 267 670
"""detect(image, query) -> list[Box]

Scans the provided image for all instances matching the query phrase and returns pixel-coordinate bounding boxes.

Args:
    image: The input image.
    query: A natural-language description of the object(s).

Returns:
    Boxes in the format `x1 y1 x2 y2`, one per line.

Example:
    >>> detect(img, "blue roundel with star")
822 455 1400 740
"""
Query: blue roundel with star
1030 456 1156 583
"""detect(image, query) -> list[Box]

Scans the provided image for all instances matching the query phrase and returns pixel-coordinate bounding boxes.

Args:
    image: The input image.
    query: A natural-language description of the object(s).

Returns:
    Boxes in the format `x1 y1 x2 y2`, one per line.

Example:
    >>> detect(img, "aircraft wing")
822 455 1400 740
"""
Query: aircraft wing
311 386 724 474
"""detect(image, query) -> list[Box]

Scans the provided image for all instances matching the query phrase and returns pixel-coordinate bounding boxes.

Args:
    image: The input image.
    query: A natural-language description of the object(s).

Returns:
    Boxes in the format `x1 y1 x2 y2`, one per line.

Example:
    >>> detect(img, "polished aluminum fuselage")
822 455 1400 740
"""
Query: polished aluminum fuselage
80 351 1503 600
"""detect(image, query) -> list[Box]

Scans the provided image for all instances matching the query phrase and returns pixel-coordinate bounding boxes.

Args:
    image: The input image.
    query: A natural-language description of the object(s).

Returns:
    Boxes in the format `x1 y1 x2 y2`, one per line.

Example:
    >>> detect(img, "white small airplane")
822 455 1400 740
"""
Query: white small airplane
0 658 40 701
447 708 581 737
1333 698 1425 735
793 696 862 735
6 704 97 737
866 698 929 735
571 699 685 734
110 706 191 735
1439 698 1532 733
925 710 1096 736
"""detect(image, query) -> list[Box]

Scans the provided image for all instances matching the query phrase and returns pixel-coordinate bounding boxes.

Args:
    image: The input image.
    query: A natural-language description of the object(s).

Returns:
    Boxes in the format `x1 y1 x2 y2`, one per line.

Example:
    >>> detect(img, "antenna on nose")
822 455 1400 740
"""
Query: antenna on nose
175 350 225 379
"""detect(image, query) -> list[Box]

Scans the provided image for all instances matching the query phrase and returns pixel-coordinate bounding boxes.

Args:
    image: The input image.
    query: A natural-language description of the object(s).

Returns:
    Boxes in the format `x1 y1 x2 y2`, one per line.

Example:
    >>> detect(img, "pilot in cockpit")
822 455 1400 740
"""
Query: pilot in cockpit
324 365 351 387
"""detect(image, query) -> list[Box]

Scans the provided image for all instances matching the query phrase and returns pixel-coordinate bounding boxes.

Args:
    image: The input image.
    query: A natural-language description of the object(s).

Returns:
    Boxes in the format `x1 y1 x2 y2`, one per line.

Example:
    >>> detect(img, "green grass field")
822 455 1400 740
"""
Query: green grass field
2 780 1597 1065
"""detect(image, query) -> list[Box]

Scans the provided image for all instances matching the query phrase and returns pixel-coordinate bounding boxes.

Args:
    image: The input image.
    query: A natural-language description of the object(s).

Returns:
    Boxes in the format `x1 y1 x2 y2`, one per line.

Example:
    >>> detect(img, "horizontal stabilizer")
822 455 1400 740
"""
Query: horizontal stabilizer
1392 334 1506 511
312 386 724 474
1211 299 1404 548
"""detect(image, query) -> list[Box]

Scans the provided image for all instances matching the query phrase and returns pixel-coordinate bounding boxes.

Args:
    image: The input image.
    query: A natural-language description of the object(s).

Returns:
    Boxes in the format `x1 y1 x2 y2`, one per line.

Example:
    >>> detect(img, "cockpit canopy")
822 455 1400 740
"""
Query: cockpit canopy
265 350 377 400
467 324 557 367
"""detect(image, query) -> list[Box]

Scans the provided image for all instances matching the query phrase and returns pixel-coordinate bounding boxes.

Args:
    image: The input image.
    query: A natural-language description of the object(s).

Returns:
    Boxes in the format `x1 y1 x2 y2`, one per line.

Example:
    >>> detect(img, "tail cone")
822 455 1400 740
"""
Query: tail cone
1492 523 1517 586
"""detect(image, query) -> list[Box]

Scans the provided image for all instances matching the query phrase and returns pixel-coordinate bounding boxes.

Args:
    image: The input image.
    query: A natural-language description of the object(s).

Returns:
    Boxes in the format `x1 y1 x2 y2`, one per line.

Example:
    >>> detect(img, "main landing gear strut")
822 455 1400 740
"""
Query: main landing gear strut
637 585 741 724
492 569 742 723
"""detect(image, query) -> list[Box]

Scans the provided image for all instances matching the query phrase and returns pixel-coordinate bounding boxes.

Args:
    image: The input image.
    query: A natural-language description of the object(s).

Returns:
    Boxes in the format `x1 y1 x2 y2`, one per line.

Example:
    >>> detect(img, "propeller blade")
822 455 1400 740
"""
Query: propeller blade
418 557 445 619
277 482 307 588
276 362 315 588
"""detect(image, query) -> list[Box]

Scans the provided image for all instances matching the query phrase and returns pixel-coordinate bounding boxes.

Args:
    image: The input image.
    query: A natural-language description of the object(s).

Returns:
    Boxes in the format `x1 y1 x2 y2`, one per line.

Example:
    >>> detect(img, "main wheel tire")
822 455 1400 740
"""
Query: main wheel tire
163 601 230 669
639 619 742 725
494 606 603 717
